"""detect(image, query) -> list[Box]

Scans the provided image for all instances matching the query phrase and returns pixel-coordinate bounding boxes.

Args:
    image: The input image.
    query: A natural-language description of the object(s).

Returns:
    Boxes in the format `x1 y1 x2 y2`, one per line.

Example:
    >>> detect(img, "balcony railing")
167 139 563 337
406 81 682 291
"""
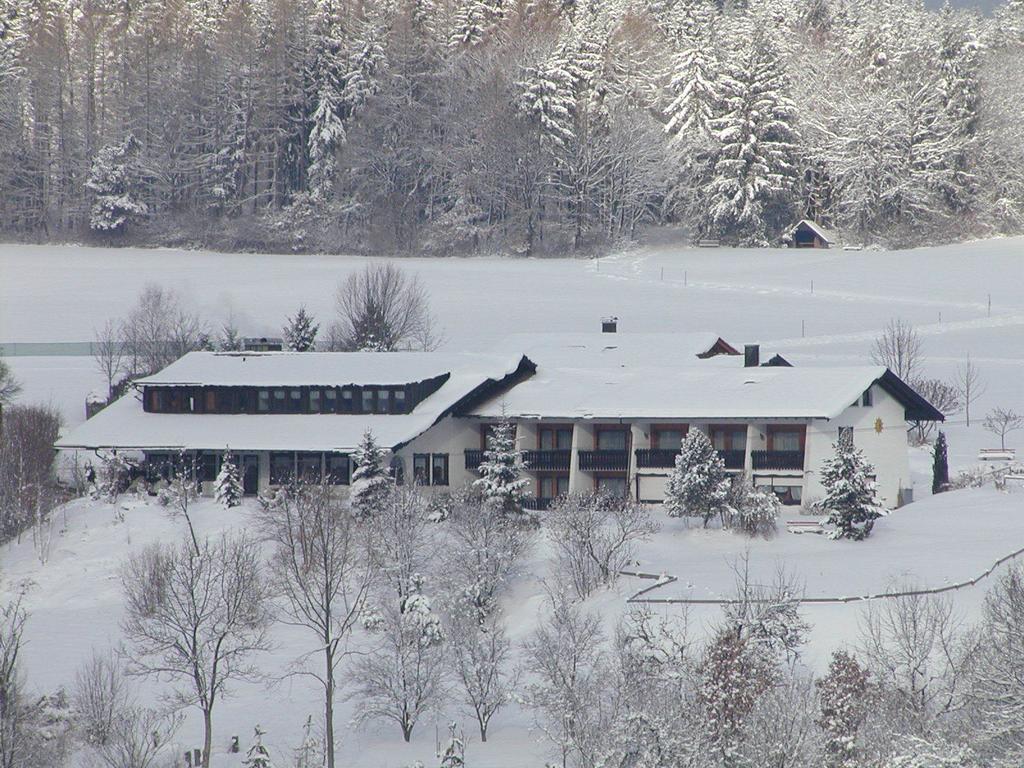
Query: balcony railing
464 449 484 471
635 448 679 469
718 449 746 470
579 450 630 472
523 450 571 471
751 450 805 471
522 496 556 511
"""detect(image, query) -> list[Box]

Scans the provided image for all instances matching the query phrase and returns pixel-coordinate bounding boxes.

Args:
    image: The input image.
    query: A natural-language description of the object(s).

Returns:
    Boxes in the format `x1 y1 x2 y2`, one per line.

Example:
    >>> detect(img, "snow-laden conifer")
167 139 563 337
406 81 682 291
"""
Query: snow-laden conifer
283 306 319 352
473 416 528 516
351 430 391 518
215 450 243 508
818 432 887 540
664 430 730 526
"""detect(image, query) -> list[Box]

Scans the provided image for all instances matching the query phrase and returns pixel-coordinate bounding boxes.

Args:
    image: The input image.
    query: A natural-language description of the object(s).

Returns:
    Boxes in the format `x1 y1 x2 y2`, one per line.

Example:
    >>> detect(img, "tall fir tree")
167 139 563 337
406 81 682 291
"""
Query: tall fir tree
215 450 243 508
664 430 730 527
283 306 319 352
84 135 148 233
819 432 886 541
351 429 392 518
473 416 528 516
816 650 871 768
932 430 949 495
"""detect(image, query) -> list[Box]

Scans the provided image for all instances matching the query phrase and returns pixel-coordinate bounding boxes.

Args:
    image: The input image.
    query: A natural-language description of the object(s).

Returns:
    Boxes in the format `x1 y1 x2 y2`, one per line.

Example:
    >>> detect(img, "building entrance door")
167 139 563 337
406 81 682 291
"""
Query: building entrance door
240 454 259 495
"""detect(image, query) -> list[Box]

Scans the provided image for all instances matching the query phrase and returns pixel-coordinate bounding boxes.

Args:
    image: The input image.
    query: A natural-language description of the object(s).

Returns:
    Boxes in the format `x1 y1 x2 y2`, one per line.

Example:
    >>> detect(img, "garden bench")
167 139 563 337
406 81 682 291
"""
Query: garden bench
786 519 825 535
979 448 1016 462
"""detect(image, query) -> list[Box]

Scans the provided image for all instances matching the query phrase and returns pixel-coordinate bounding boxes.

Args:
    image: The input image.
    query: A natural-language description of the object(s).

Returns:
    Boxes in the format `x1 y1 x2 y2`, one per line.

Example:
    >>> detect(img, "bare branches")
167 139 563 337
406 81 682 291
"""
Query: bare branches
983 407 1023 450
955 356 985 428
871 319 923 382
0 360 20 406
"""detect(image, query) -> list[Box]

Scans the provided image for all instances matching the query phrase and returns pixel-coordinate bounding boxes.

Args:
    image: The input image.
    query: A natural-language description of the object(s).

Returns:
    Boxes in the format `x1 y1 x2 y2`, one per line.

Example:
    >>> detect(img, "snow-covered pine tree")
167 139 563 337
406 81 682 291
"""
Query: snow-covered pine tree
84 135 148 233
215 450 243 508
517 33 577 150
283 306 319 351
473 416 528 516
438 721 465 768
818 431 887 541
449 0 504 48
293 715 320 768
816 650 870 768
664 430 730 527
307 4 346 202
932 430 949 495
351 430 392 518
663 3 720 143
706 31 799 245
242 725 274 768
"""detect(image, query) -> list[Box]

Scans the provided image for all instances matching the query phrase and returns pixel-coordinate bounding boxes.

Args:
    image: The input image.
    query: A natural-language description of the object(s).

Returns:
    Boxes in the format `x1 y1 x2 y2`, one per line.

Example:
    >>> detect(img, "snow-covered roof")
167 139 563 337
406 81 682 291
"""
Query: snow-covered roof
136 350 517 387
494 332 740 368
58 351 529 452
468 364 891 421
792 219 838 244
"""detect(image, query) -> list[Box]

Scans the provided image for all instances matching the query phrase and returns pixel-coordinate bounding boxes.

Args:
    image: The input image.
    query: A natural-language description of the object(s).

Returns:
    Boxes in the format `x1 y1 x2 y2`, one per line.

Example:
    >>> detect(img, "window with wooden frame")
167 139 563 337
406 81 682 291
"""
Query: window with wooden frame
431 454 449 486
595 426 629 451
651 424 688 450
862 388 873 407
413 454 430 485
361 388 374 414
539 475 570 499
376 389 391 414
204 389 216 412
323 388 337 413
538 425 573 451
709 425 747 451
270 452 294 485
326 454 351 485
767 425 806 452
596 475 628 497
297 452 322 483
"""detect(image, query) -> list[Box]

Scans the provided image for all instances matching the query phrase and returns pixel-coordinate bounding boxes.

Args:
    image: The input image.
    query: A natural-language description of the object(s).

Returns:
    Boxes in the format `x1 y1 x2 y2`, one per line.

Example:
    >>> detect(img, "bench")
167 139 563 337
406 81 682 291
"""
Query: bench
696 239 720 248
1005 474 1024 487
787 519 825 535
979 448 1017 462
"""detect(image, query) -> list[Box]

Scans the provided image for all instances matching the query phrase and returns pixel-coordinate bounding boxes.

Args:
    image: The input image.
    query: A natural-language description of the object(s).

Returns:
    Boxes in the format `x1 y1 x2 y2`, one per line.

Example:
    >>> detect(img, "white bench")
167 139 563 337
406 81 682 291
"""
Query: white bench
1005 474 1024 487
979 448 1016 462
787 519 825 535
696 239 720 248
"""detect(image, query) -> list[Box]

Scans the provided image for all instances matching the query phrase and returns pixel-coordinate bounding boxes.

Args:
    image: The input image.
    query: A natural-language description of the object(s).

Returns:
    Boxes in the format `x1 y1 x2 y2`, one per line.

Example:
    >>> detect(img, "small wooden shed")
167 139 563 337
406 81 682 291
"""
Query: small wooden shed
788 219 837 249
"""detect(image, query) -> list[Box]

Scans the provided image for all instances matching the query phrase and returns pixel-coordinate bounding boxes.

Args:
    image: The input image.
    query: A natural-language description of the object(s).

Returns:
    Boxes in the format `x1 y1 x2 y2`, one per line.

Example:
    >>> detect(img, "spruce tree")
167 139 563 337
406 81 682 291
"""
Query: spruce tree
215 450 243 508
84 135 148 233
664 430 730 527
932 431 950 495
351 430 392 518
819 432 886 541
816 650 870 768
473 416 529 516
242 725 275 768
283 306 319 352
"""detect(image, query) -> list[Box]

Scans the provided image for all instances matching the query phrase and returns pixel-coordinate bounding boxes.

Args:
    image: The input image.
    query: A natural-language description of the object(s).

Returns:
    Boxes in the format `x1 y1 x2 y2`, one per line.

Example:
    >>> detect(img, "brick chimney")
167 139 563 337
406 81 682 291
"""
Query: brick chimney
744 344 760 367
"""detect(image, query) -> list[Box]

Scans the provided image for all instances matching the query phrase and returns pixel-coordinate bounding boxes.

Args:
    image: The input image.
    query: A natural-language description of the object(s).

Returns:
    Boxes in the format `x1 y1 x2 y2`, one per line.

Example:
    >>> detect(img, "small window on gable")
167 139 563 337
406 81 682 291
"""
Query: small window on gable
862 388 873 407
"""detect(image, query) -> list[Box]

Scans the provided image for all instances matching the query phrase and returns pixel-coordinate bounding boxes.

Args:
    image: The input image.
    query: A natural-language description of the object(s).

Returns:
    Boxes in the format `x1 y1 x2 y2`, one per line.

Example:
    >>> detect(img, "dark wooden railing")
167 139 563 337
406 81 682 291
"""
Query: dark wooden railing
522 496 556 511
751 450 805 471
523 450 571 471
635 448 679 469
464 450 484 471
579 450 630 472
718 449 746 470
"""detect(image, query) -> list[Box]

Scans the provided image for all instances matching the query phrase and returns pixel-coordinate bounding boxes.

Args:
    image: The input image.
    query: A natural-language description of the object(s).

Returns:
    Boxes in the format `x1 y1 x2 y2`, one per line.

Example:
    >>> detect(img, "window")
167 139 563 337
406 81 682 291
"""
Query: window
539 426 573 451
770 485 802 506
431 454 450 486
710 427 747 451
309 389 321 413
390 456 405 486
539 475 570 499
596 476 628 498
327 454 351 485
297 452 322 483
652 426 688 450
340 389 353 413
272 389 286 413
838 426 854 444
377 389 390 414
862 388 873 407
361 389 374 414
768 426 805 452
413 454 430 485
288 389 302 413
394 390 407 413
197 452 218 482
270 452 294 485
324 389 337 413
596 428 628 451
257 390 270 412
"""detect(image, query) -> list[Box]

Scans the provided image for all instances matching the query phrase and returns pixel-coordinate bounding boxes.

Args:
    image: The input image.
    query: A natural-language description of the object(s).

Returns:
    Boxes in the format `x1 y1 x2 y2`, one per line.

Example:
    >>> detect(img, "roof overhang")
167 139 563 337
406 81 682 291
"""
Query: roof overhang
877 370 945 422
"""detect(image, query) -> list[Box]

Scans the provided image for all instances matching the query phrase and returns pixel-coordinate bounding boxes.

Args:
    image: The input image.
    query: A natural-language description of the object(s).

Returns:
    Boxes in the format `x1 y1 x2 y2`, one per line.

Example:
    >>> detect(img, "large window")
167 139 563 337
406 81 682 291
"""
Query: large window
768 426 805 452
272 389 287 413
297 452 322 483
308 389 321 413
431 454 449 486
539 475 570 500
596 476 628 498
710 426 747 451
288 389 303 413
413 454 430 485
361 389 374 414
539 426 573 451
324 388 337 413
270 452 294 485
596 428 628 451
340 389 354 413
652 425 688 450
376 389 390 414
197 452 218 482
394 390 407 413
327 454 351 485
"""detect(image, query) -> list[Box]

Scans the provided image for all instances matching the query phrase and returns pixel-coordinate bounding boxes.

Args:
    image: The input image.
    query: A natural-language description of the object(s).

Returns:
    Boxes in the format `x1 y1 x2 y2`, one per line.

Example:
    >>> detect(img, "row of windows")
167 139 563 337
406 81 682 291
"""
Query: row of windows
413 453 449 486
270 452 352 485
146 385 412 415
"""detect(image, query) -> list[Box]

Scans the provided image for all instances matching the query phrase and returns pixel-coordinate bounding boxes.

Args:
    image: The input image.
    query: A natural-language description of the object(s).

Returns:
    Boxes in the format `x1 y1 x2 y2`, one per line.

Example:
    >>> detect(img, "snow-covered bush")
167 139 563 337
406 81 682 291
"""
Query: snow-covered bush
816 650 870 768
97 451 132 503
818 433 887 540
726 475 780 537
665 430 731 526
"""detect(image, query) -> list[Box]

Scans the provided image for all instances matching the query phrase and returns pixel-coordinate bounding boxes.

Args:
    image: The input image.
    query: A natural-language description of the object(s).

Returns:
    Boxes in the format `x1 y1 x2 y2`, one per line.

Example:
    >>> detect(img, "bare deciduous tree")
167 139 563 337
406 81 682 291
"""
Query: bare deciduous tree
0 405 62 545
956 356 985 428
255 482 375 768
92 319 126 401
120 534 271 768
328 264 442 351
74 650 182 768
120 284 208 377
448 611 519 742
983 407 1024 450
910 378 961 443
546 493 658 600
871 319 923 382
0 360 20 406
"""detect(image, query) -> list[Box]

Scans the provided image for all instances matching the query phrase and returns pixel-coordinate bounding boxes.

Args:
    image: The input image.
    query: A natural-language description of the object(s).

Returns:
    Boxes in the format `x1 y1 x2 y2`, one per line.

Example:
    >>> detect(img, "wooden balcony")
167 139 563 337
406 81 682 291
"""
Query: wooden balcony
522 496 556 511
578 450 630 472
464 449 484 471
718 449 746 470
635 448 678 469
751 450 805 471
523 450 571 471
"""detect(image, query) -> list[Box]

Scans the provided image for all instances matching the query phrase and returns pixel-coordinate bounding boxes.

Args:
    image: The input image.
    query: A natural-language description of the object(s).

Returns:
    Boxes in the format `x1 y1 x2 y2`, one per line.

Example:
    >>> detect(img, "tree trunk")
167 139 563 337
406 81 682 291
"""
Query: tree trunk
325 648 336 768
202 707 213 768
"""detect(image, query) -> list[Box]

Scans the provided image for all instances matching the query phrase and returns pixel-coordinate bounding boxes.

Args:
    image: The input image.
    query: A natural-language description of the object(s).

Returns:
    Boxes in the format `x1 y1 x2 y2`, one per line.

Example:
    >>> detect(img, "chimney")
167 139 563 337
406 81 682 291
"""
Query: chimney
744 344 760 367
601 316 618 334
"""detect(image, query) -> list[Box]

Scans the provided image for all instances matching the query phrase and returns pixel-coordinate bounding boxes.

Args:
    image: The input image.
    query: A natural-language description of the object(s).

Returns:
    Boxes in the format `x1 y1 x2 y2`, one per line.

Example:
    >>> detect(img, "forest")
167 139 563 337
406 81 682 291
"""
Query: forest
0 0 1023 254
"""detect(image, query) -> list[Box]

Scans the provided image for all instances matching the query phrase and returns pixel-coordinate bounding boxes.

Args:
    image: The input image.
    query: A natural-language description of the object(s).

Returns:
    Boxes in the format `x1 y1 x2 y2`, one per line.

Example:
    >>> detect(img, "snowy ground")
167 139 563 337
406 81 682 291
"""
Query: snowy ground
2 237 1024 765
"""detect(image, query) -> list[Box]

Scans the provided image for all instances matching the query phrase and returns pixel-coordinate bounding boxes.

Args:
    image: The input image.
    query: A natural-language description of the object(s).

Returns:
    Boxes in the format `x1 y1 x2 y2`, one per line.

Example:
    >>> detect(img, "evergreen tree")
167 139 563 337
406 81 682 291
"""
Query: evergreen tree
816 650 871 768
242 725 274 768
818 432 886 541
664 6 720 143
438 721 465 768
517 35 577 150
215 450 243 508
307 5 346 202
283 306 319 352
84 135 148 233
664 430 730 527
351 430 392 518
932 430 949 495
706 32 799 245
473 416 529 516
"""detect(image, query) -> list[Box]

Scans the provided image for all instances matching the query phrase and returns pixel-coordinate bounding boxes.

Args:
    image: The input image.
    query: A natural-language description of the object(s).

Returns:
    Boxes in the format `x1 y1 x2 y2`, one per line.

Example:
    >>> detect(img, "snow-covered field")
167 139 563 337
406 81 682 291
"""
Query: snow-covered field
2 238 1024 766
